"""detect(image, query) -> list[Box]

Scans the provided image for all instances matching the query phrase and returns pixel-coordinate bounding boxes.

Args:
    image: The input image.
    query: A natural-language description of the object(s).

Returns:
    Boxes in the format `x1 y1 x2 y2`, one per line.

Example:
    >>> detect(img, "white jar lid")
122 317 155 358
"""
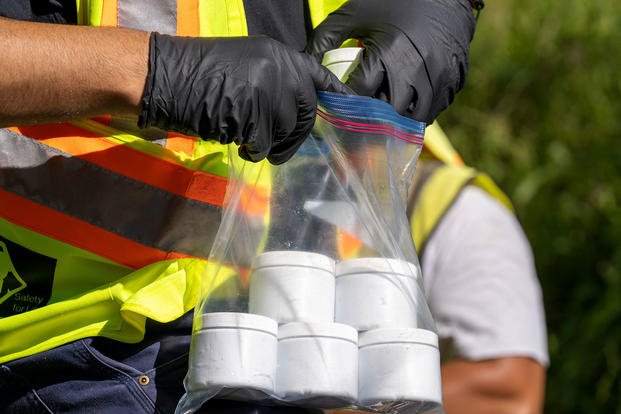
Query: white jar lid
359 328 438 348
278 322 358 344
251 250 335 272
321 47 363 66
198 312 278 335
335 258 420 279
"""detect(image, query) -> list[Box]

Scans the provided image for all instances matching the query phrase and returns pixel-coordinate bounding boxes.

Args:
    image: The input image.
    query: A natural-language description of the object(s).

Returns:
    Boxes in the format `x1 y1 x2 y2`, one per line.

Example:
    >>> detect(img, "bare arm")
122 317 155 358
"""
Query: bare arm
0 17 148 126
324 358 544 414
441 357 546 414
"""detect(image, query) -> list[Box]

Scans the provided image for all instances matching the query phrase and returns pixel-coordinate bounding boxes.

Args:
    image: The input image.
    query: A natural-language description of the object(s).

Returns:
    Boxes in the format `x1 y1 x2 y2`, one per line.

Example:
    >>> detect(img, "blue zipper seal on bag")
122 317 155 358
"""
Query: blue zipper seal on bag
317 92 426 137
316 92 426 145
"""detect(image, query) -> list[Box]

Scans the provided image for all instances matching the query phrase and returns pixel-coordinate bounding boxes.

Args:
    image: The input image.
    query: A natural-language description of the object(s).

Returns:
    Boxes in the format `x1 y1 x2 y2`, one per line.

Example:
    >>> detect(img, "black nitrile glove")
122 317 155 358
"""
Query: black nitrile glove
306 0 475 123
139 33 352 164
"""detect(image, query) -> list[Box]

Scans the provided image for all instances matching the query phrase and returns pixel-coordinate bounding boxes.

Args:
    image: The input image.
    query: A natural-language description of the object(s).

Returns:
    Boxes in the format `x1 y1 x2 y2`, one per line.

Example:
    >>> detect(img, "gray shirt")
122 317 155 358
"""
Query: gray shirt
421 186 549 366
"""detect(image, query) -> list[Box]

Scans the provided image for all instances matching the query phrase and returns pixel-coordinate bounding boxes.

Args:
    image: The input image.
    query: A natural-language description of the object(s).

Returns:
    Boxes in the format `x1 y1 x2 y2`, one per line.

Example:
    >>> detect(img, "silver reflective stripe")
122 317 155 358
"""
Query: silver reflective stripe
118 0 177 35
0 128 221 258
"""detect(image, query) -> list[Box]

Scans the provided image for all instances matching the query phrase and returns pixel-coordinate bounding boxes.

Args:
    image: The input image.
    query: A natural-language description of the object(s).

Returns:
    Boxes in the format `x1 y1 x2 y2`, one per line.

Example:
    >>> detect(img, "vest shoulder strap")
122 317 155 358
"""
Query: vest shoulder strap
409 161 514 254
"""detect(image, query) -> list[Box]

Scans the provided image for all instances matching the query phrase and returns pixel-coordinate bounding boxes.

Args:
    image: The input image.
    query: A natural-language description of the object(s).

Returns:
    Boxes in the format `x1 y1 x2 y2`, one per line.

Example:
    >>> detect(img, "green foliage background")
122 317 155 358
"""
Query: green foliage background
438 0 621 411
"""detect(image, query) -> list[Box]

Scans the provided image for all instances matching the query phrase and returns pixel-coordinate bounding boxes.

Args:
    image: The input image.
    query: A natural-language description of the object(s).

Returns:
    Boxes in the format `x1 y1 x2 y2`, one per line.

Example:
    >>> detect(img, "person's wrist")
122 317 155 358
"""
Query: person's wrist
112 28 149 117
129 31 150 114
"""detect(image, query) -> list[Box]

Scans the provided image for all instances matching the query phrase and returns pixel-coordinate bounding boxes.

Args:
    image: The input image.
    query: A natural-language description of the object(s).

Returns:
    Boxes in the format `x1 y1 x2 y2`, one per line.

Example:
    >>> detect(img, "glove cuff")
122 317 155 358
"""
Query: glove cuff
137 32 159 129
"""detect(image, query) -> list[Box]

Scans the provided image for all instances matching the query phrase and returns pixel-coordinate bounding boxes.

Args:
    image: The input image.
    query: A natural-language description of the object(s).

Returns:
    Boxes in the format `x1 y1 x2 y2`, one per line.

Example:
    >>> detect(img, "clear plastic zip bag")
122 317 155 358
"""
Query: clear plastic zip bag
176 92 442 414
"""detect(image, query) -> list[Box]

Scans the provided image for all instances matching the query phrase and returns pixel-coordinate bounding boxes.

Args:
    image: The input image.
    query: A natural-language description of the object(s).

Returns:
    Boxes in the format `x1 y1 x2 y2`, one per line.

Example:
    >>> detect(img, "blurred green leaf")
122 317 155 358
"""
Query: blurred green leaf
437 0 621 411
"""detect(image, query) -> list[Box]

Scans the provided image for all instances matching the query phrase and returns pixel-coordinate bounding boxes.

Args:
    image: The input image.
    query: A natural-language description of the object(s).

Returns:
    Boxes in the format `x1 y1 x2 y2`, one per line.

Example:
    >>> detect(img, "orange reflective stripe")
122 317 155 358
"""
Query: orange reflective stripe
100 0 118 26
177 0 200 36
165 134 197 156
2 126 222 260
238 183 270 217
0 189 190 269
93 116 197 156
11 124 227 208
336 230 363 259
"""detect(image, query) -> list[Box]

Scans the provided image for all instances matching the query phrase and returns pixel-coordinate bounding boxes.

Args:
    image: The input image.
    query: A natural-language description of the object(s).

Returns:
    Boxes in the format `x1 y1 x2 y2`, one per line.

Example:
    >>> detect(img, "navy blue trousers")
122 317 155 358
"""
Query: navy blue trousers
0 314 316 414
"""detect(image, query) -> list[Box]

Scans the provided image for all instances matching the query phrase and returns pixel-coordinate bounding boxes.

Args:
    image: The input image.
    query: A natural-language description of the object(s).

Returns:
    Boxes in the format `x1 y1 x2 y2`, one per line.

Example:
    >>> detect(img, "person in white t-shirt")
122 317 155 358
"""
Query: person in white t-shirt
409 158 548 414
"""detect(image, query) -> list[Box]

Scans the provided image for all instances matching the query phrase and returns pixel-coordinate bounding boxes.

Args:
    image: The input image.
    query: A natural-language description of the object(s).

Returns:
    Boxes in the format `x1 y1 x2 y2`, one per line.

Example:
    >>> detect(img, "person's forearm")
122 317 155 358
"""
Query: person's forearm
0 17 148 126
441 357 546 414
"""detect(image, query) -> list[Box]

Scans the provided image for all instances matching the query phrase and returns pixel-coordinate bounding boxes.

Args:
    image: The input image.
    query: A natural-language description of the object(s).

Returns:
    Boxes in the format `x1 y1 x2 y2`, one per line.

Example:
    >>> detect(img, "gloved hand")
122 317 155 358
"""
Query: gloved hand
306 0 475 123
139 33 352 164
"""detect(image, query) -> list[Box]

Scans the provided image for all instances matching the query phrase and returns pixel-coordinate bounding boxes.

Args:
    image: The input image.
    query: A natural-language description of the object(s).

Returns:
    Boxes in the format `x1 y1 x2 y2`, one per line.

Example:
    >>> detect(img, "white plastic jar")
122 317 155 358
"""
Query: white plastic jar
276 322 358 407
249 251 336 324
358 328 442 405
335 258 420 331
321 47 363 82
186 312 278 397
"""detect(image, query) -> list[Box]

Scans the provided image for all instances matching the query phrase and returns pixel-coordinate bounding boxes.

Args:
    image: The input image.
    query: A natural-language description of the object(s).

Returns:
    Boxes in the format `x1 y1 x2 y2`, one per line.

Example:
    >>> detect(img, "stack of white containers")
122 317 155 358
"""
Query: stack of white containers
250 251 358 406
188 48 441 408
190 250 441 408
335 257 442 405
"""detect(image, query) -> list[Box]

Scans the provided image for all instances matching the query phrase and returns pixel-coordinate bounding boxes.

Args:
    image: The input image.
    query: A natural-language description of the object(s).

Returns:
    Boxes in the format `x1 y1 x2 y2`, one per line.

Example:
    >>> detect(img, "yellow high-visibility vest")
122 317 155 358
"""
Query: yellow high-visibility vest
0 0 508 363
411 123 513 253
